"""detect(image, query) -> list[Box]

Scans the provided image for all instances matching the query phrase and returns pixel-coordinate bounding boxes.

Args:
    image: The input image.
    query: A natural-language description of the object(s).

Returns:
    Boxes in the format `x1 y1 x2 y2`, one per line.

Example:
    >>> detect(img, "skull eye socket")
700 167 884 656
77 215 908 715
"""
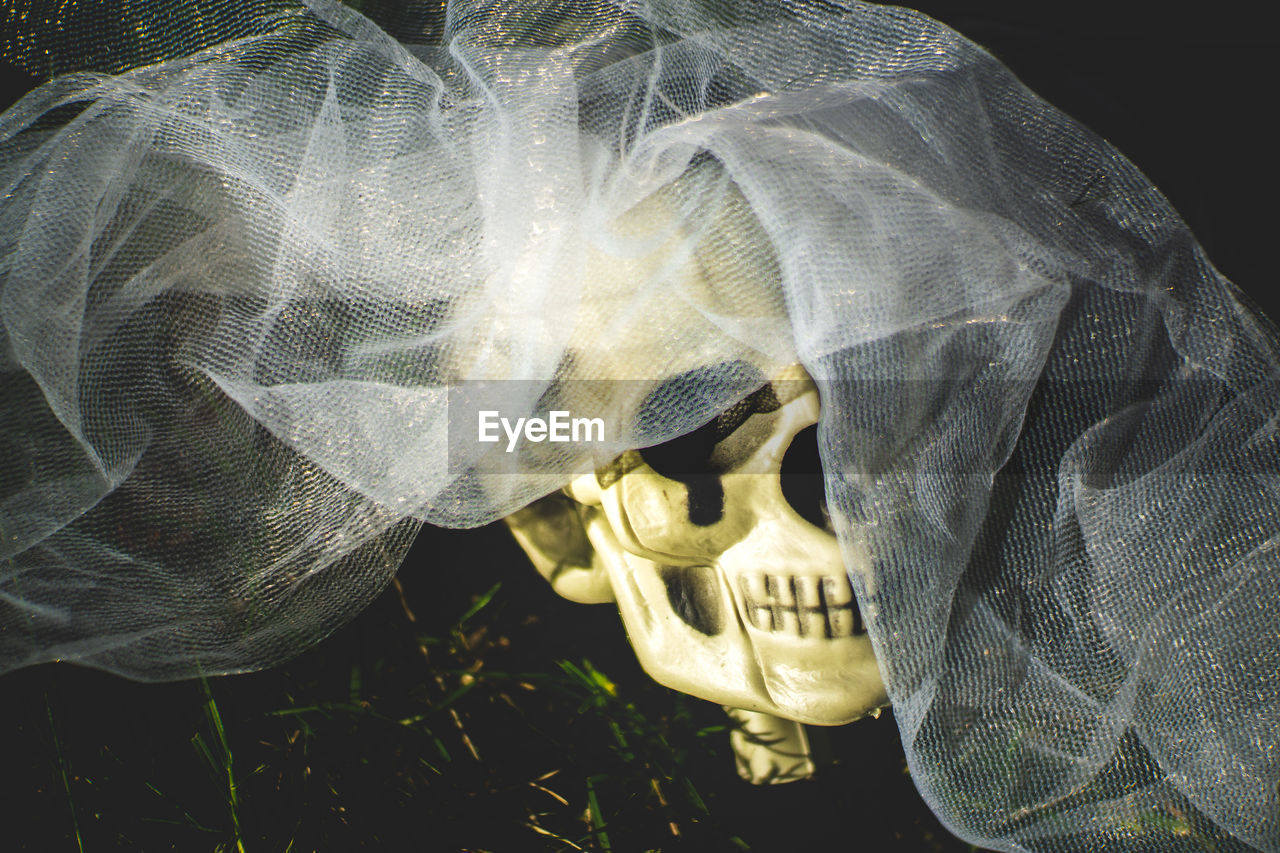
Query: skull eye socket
780 424 831 531
639 420 727 527
639 418 723 480
635 380 779 481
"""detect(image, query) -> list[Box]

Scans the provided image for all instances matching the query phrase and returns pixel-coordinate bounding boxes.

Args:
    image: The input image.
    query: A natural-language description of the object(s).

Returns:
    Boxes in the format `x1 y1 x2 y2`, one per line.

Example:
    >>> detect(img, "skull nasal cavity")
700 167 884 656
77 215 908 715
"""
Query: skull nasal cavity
659 565 725 636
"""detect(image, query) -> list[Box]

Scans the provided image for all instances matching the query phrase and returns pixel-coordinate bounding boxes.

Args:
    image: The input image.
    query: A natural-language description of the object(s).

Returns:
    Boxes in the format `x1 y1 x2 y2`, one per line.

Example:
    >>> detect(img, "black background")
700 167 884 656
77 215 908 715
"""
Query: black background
917 2 1274 315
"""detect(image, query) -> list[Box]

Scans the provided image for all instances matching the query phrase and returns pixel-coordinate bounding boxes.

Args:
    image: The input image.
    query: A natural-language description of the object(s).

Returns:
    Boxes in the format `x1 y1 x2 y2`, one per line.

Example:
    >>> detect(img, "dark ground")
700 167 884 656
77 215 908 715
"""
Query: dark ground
3 524 972 851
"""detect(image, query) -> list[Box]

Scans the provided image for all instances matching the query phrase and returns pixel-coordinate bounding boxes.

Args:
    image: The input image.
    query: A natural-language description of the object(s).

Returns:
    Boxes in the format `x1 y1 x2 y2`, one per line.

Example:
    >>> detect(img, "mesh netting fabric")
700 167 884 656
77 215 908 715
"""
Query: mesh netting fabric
1 1 1276 850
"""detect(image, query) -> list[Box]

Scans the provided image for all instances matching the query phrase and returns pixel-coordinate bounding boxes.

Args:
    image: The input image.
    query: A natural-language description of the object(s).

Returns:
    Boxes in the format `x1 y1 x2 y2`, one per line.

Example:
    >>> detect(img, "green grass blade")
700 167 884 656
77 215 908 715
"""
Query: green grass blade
45 694 85 853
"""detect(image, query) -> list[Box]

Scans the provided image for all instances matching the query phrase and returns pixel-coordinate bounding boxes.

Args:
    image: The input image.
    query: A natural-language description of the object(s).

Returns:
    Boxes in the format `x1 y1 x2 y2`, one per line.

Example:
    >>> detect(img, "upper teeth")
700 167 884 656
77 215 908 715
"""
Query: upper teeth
738 573 863 639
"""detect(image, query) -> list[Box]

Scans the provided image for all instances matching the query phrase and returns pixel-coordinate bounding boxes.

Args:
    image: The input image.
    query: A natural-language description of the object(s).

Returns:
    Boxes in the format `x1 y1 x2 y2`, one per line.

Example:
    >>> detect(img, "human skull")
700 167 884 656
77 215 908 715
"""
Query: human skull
505 367 888 734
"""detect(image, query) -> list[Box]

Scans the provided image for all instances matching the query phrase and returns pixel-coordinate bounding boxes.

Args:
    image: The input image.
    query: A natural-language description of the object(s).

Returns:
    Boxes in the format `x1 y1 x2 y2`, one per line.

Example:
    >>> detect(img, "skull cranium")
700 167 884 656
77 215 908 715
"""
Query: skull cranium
505 367 888 737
